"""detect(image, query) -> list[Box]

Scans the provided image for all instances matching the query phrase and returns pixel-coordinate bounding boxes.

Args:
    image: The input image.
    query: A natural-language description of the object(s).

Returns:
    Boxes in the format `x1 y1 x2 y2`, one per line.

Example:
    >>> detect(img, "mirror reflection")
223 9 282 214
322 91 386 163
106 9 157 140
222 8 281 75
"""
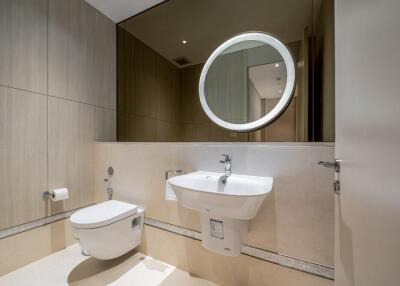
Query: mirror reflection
117 0 334 142
205 40 288 124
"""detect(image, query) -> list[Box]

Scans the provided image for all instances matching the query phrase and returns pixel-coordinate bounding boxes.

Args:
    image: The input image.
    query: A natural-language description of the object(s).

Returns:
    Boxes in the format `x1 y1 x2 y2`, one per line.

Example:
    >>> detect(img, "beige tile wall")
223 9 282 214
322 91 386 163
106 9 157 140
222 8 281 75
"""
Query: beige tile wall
140 225 333 286
0 220 332 285
0 219 75 276
94 143 335 267
0 0 116 230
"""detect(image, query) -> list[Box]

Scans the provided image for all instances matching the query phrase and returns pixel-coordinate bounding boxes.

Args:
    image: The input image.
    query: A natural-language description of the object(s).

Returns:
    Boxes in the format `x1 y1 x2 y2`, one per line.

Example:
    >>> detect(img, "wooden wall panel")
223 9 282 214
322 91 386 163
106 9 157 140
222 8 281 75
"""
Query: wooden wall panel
0 0 116 230
95 107 116 142
48 0 95 104
117 31 181 141
0 86 47 229
0 0 47 94
48 97 94 213
95 11 116 110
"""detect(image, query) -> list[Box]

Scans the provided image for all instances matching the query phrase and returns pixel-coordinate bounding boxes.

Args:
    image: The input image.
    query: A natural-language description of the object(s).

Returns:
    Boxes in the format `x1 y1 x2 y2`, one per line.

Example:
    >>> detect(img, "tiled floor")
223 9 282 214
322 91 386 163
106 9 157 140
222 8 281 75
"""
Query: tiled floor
0 244 219 286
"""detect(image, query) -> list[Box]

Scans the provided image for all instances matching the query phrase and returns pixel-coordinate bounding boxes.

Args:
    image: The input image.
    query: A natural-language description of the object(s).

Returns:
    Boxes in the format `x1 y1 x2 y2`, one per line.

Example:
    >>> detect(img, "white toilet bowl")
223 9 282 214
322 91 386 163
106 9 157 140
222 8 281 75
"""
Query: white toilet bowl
70 200 144 260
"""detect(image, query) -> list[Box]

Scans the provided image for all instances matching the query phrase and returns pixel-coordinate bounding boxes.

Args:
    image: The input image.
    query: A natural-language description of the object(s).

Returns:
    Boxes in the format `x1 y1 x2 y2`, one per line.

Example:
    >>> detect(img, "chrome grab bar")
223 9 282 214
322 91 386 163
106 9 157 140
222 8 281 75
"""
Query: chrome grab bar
165 170 185 180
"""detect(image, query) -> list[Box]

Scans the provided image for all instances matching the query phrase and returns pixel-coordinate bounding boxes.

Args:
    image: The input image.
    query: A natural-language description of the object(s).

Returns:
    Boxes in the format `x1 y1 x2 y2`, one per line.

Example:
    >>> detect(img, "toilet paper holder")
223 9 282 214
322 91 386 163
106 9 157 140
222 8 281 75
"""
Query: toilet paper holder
42 191 55 199
42 188 69 201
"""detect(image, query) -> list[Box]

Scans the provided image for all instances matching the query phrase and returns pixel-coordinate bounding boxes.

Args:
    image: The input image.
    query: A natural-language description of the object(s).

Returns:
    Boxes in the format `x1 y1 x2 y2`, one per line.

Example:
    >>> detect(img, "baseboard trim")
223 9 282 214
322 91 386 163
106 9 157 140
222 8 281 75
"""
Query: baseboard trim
0 208 334 280
144 217 334 280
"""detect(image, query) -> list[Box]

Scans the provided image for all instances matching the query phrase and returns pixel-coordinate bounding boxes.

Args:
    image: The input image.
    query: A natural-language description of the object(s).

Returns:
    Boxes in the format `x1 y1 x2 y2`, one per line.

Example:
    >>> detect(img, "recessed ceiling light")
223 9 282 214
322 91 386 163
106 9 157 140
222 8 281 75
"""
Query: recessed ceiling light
275 63 280 67
279 90 283 93
182 40 187 44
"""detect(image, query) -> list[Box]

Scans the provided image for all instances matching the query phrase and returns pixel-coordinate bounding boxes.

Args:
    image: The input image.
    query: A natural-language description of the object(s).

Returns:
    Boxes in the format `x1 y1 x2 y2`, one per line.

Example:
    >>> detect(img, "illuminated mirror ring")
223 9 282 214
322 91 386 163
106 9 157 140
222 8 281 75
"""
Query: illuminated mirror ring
199 32 296 132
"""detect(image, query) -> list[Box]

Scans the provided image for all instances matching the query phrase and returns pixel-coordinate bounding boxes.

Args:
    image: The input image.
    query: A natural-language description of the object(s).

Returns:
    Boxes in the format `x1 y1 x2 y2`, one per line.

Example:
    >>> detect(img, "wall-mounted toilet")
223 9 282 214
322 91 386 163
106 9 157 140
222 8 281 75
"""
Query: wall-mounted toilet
70 200 144 260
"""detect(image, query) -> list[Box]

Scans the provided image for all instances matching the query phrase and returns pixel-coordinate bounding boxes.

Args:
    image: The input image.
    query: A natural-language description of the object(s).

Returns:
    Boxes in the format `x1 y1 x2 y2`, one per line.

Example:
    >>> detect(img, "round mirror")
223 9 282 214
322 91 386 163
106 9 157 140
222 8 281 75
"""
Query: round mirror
199 32 296 132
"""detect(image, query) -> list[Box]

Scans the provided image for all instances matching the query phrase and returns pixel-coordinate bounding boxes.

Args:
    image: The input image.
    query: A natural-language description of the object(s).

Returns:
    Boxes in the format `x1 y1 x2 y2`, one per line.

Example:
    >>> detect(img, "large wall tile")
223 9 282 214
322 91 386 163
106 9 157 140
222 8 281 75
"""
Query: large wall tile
0 219 74 276
95 11 116 110
176 144 335 266
140 225 333 286
48 0 94 104
0 86 47 229
94 143 334 266
95 107 116 142
0 0 47 94
48 97 94 212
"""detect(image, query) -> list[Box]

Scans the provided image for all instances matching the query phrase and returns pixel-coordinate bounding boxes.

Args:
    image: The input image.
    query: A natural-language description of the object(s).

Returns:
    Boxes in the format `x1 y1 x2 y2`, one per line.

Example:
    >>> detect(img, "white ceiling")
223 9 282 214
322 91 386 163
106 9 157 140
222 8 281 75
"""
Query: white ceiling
85 0 165 23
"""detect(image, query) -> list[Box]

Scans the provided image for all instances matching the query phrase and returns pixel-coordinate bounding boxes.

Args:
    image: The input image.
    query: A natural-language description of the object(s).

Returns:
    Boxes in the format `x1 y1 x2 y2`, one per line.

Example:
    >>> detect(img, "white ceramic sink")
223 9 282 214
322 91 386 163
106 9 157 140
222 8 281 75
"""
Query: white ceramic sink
167 171 273 220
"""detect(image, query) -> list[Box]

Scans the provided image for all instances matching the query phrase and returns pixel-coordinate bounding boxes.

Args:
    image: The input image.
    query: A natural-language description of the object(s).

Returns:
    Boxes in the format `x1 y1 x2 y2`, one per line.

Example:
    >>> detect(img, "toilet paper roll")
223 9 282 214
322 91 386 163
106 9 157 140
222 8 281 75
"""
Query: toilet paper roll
51 188 69 202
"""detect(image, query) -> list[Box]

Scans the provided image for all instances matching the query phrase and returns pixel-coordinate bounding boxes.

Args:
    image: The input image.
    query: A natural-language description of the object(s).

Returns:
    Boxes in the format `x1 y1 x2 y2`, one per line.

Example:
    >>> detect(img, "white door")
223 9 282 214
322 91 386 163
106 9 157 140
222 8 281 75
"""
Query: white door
335 0 400 285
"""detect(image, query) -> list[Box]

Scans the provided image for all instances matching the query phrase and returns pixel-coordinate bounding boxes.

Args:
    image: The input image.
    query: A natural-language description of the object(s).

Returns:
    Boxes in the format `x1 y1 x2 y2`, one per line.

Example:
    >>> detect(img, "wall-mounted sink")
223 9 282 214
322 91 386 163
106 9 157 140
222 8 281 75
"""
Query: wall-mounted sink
167 171 273 256
167 171 273 220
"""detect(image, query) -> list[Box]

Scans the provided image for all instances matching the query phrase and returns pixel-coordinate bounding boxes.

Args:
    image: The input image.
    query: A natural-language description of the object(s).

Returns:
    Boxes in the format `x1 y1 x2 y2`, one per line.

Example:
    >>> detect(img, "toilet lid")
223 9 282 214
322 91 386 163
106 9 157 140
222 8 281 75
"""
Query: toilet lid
70 200 138 229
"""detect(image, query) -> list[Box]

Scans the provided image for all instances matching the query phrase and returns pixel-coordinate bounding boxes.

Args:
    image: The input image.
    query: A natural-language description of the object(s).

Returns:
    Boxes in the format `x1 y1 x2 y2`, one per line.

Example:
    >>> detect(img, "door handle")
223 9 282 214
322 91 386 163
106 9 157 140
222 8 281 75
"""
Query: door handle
318 159 341 194
318 160 340 172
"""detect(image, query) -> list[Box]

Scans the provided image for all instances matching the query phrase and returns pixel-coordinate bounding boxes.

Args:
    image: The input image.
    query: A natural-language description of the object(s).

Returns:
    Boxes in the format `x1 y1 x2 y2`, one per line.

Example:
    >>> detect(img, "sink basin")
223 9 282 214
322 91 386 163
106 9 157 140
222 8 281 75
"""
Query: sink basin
167 171 273 220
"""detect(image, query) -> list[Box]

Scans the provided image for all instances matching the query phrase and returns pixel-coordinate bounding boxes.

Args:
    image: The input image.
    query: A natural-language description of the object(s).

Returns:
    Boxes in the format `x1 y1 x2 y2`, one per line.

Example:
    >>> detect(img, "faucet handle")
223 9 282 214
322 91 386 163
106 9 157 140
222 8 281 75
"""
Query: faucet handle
221 154 231 161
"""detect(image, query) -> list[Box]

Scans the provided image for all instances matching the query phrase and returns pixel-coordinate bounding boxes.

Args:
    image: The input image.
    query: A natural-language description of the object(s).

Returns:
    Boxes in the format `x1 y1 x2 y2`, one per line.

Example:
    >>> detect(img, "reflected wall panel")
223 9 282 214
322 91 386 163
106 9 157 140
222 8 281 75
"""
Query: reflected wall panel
117 29 181 142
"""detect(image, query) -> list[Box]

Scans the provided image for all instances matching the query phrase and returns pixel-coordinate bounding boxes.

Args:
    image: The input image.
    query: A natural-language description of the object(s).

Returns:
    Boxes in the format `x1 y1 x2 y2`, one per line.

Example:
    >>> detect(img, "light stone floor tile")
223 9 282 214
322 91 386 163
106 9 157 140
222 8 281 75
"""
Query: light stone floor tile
0 244 218 286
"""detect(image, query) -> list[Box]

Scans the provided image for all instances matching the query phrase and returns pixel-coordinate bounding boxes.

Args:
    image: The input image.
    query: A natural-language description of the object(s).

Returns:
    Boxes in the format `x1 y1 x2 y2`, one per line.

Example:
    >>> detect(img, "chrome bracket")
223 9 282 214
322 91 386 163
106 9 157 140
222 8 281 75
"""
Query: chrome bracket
42 191 54 199
165 170 185 180
318 159 341 194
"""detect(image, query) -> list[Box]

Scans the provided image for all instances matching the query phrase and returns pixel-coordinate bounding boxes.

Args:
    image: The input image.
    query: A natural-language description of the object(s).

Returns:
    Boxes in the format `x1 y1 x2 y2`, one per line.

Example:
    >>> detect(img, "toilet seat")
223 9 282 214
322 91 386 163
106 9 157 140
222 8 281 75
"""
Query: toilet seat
70 200 138 229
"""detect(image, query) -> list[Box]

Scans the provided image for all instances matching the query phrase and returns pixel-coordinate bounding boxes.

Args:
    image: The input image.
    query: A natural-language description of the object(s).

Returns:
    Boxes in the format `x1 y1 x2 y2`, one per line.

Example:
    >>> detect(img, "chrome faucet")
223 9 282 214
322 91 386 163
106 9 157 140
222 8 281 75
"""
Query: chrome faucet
220 154 232 184
104 178 113 200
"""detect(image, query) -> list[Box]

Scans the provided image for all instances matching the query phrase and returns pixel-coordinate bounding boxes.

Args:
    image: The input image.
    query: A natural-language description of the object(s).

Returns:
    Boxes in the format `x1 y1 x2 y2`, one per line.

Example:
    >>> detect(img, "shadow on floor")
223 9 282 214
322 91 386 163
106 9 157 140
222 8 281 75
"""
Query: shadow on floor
67 249 141 285
158 269 216 286
141 257 169 272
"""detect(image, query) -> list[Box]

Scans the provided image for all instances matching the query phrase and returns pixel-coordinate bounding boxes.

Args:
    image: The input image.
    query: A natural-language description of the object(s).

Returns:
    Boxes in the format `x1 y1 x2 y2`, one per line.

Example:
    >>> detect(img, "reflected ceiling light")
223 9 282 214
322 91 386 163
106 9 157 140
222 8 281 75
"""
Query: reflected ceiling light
275 63 280 67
